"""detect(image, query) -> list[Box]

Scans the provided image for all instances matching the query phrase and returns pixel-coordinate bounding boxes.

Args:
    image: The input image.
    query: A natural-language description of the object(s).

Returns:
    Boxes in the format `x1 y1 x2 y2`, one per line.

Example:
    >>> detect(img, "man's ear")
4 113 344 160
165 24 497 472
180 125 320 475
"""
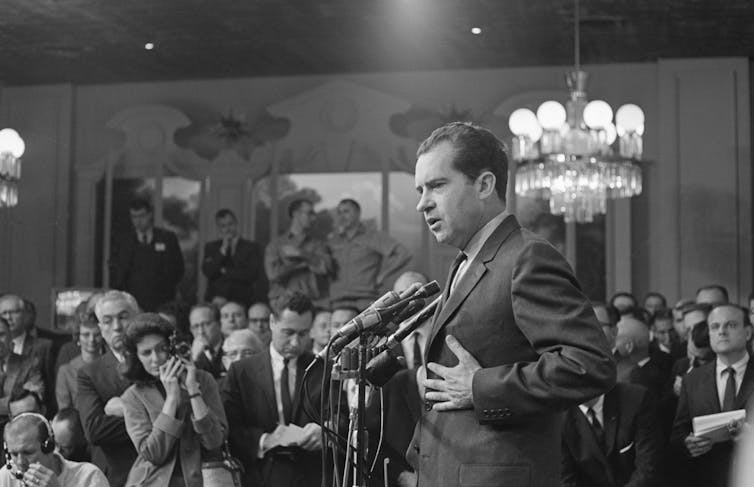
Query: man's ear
476 171 497 199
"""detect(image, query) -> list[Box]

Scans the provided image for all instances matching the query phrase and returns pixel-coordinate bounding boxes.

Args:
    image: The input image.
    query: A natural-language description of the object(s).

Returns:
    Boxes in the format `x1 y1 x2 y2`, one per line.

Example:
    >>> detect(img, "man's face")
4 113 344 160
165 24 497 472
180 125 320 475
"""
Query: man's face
294 202 316 231
189 307 222 347
331 309 358 331
415 142 486 249
78 325 103 355
220 303 247 337
97 299 134 352
310 311 333 348
644 296 665 315
216 214 238 240
248 303 271 346
696 288 727 306
52 421 78 460
652 318 674 348
0 296 26 338
336 203 360 231
673 308 688 339
129 207 153 233
221 336 260 370
5 430 44 473
270 309 313 360
708 306 752 356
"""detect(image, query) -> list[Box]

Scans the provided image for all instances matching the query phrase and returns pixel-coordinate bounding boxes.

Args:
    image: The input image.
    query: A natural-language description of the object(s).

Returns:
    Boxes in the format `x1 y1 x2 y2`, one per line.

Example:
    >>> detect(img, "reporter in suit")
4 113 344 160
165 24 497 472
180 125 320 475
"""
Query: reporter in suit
111 198 184 312
561 383 661 487
222 291 330 487
121 313 227 487
76 291 139 487
202 208 268 306
671 304 754 487
409 122 616 487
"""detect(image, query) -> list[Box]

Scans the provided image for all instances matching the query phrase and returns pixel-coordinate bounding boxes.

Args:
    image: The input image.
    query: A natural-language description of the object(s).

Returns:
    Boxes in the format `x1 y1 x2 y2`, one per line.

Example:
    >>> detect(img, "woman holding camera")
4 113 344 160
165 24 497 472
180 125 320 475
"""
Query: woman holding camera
120 313 227 487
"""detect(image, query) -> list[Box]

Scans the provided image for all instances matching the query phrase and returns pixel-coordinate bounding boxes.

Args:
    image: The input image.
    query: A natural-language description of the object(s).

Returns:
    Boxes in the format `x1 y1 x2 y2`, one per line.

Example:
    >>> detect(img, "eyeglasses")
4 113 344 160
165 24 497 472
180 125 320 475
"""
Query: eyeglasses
224 349 256 360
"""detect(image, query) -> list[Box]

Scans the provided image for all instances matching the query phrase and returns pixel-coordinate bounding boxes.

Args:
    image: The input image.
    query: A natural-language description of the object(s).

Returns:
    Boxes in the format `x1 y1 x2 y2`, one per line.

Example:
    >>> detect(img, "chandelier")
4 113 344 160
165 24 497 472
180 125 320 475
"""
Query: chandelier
508 0 644 223
0 128 25 208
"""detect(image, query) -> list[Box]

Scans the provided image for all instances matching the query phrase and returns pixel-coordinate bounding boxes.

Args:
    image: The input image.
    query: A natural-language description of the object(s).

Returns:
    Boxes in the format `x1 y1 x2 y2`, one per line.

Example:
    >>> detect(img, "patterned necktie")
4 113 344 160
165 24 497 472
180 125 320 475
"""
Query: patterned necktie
587 407 605 449
281 358 293 424
722 367 736 411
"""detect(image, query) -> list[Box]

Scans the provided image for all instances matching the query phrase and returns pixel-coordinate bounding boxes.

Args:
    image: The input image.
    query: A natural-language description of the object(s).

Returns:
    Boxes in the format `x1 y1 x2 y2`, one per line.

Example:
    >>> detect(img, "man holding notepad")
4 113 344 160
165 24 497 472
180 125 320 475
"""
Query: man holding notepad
671 303 753 487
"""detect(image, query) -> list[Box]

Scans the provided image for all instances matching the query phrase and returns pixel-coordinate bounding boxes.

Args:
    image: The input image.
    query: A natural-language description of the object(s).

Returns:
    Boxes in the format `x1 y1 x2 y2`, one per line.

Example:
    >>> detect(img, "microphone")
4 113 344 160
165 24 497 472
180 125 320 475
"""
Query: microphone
411 280 441 299
383 295 441 350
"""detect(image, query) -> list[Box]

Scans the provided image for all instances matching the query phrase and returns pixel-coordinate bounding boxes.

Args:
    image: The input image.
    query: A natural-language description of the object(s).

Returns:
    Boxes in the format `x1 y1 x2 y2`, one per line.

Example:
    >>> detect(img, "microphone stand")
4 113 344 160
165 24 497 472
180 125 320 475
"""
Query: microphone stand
354 332 369 487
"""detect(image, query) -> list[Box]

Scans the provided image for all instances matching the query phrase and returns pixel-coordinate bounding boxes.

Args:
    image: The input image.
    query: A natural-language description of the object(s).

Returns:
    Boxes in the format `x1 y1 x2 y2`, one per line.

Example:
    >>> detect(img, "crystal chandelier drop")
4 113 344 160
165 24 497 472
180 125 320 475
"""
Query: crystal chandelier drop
508 0 644 223
0 128 25 208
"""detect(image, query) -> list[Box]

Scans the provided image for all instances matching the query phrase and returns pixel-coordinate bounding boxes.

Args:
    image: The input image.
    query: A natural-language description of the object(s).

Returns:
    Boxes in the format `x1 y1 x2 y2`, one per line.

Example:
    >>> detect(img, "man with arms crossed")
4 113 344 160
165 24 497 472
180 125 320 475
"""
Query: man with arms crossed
409 122 615 487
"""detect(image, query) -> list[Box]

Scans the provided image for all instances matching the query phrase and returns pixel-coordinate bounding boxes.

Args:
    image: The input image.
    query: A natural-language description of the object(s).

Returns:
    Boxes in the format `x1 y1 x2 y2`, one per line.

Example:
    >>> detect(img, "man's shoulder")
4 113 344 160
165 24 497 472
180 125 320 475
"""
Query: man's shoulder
153 226 179 241
61 457 107 484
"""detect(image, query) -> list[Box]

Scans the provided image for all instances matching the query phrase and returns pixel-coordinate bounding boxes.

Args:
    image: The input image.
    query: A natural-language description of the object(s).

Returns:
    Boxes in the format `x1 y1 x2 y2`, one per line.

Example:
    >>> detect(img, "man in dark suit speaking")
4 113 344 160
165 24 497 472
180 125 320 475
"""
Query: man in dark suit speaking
202 208 267 307
408 122 616 487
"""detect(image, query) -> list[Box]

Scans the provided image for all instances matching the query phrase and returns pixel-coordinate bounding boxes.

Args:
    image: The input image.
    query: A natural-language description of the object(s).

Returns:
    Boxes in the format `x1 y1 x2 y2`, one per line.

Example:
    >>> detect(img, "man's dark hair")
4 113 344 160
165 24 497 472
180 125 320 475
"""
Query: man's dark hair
417 122 509 201
690 320 710 349
190 302 220 322
288 198 312 218
644 292 667 309
650 308 674 327
338 199 361 213
121 313 174 383
709 303 752 328
271 290 314 319
128 198 153 213
609 292 638 310
621 306 651 326
215 208 237 221
696 284 729 303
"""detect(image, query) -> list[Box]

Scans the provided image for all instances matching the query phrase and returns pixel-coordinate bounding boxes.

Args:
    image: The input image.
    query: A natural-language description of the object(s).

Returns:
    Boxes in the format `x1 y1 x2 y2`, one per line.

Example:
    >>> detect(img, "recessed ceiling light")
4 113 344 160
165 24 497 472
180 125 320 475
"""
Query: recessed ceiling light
471 27 482 35
144 42 155 50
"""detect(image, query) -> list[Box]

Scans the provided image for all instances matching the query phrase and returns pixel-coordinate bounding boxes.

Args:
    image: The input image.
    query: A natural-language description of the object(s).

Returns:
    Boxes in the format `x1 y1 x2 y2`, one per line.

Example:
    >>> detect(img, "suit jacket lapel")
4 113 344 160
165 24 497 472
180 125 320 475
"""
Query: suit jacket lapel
602 392 619 456
4 355 20 397
569 408 615 485
292 352 312 421
703 363 722 414
256 352 278 423
734 360 754 409
427 215 520 351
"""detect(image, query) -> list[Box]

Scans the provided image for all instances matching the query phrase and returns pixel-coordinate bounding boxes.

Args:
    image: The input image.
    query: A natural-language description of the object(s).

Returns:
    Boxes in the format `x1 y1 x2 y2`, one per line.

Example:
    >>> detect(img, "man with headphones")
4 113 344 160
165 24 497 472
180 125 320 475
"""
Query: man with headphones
0 413 108 486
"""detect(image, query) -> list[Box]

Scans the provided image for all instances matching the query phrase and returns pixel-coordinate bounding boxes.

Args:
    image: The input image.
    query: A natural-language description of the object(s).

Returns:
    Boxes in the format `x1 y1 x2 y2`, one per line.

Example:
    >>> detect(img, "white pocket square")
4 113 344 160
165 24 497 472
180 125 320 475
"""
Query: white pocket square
619 442 634 454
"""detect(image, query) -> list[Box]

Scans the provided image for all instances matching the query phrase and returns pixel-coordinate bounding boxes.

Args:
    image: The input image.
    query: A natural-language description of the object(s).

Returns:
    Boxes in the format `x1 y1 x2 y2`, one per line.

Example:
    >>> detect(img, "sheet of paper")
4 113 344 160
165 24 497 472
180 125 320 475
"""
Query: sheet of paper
693 409 746 443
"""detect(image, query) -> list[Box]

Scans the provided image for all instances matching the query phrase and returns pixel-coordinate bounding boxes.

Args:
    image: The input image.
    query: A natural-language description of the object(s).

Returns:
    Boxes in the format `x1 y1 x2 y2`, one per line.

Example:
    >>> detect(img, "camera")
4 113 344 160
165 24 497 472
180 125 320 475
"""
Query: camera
168 332 192 361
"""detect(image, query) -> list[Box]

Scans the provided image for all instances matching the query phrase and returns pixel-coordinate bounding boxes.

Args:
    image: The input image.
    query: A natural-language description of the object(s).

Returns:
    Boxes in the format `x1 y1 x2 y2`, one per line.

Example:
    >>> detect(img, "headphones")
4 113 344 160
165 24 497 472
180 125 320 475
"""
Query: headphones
4 412 56 478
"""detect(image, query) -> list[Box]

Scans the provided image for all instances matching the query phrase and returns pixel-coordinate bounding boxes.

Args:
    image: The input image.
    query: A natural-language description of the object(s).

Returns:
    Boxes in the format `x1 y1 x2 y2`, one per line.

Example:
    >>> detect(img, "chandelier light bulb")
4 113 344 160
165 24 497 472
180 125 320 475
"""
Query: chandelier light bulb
0 128 24 158
604 123 617 145
508 108 539 137
615 104 645 133
636 124 645 136
583 100 613 129
536 101 566 130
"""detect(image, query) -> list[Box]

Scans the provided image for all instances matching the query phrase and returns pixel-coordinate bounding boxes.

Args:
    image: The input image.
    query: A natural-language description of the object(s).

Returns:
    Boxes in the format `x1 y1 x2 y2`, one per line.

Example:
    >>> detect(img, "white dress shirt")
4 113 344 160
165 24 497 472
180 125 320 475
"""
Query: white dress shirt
452 210 509 294
579 394 605 426
716 353 749 409
401 329 428 370
269 344 298 425
11 332 26 355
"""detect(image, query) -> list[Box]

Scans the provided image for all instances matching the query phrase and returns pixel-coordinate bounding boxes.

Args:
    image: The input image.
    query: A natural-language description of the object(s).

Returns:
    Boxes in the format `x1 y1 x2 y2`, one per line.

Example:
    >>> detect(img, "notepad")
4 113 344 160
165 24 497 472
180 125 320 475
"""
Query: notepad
692 409 746 443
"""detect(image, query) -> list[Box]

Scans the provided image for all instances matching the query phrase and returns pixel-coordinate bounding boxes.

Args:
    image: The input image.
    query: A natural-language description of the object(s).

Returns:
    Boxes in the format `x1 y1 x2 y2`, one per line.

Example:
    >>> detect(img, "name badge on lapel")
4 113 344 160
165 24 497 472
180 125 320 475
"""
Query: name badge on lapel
154 242 166 252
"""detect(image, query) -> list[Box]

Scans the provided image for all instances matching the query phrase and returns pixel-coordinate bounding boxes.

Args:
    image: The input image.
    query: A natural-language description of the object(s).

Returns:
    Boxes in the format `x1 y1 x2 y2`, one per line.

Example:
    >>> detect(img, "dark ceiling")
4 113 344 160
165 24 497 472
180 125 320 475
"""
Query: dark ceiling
2 0 753 86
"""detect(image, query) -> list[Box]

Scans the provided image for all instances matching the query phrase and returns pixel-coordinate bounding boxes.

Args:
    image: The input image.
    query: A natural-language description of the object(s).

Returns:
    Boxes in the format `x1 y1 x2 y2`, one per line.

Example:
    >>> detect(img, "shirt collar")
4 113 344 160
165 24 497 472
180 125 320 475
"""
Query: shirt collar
11 332 26 350
461 210 509 264
716 353 750 377
579 394 605 417
637 357 651 368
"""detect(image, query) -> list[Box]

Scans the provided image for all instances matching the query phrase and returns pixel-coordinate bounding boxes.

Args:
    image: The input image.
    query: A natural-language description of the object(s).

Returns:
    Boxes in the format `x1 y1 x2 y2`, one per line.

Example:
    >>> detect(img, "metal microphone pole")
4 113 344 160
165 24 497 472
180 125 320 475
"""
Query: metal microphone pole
354 332 369 487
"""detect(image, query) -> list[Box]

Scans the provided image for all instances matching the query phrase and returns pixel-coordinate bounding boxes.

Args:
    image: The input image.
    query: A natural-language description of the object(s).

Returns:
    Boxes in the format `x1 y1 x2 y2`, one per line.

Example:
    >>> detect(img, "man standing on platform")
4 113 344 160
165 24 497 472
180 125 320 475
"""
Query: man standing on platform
265 199 332 307
409 122 615 487
111 198 184 312
202 208 267 307
328 198 411 311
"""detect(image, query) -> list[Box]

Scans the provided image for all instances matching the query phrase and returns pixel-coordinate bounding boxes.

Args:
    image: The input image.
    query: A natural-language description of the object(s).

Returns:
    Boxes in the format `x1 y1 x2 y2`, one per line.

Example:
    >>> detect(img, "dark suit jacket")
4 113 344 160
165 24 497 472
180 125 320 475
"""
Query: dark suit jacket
19 334 54 412
0 353 44 419
670 360 754 487
561 383 661 487
628 356 672 400
111 227 184 311
194 349 225 380
202 238 267 306
408 215 616 487
76 350 137 487
222 350 330 487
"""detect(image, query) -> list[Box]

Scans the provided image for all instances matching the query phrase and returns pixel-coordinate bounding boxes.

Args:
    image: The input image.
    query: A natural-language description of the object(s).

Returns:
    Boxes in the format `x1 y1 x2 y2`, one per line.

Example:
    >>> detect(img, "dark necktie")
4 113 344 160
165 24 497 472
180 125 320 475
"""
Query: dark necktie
281 358 293 424
722 367 736 411
587 407 605 449
412 333 423 370
444 251 468 303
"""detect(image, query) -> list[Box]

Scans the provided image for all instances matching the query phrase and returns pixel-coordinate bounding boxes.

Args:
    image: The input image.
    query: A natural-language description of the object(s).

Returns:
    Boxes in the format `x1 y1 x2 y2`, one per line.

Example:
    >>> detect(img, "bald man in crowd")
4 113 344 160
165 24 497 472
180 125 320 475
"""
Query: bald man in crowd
615 310 670 400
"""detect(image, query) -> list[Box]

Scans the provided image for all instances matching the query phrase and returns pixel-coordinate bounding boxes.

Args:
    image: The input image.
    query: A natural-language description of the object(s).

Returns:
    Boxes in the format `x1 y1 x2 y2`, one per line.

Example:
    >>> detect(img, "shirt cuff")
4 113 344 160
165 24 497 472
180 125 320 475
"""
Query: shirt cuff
258 433 268 459
154 412 183 438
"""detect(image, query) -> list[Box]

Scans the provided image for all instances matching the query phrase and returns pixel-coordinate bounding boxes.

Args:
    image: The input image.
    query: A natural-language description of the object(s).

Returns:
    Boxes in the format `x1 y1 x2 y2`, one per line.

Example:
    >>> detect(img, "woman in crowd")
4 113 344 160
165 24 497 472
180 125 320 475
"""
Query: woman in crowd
121 313 227 487
55 310 105 409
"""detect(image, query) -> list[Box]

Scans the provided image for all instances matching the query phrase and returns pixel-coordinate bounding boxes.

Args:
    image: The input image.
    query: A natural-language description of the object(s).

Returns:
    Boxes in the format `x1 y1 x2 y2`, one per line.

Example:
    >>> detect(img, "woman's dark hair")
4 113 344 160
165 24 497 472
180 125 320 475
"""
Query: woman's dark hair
121 313 173 384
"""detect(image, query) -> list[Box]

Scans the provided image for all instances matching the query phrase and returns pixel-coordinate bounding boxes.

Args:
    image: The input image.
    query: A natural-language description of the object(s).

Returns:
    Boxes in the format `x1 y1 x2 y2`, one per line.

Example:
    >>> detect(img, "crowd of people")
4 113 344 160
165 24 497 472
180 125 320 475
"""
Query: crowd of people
0 123 751 487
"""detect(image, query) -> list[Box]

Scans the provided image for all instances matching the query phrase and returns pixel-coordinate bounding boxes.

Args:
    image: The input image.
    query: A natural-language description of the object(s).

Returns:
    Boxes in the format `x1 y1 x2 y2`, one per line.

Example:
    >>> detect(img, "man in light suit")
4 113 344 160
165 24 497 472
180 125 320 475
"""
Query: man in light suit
408 122 616 487
561 383 661 487
76 290 139 487
671 304 753 487
111 198 184 312
202 208 268 307
222 290 332 487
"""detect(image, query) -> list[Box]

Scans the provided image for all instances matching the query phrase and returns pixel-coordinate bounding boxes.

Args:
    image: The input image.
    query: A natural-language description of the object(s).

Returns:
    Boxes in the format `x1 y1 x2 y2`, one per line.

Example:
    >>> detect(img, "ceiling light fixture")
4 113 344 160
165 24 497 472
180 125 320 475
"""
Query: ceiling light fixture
471 27 482 35
0 128 25 208
144 42 155 50
508 0 644 223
